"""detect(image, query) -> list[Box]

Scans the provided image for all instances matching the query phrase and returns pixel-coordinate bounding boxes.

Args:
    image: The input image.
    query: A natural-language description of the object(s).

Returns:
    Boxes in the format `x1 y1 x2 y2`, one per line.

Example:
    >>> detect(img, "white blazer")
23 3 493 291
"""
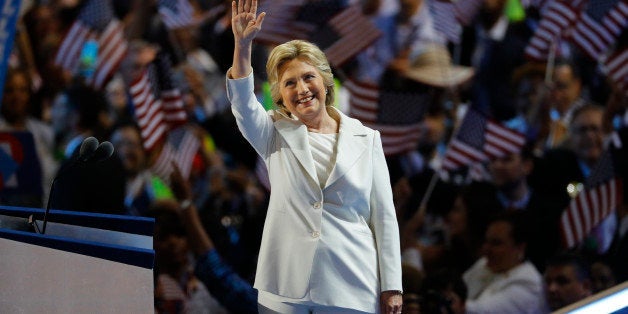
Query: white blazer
226 72 402 312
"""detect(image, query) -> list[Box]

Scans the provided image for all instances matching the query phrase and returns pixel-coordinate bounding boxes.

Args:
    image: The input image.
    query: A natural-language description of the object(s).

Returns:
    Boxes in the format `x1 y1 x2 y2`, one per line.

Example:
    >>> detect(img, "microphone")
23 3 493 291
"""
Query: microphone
78 136 99 162
91 141 114 162
41 137 115 234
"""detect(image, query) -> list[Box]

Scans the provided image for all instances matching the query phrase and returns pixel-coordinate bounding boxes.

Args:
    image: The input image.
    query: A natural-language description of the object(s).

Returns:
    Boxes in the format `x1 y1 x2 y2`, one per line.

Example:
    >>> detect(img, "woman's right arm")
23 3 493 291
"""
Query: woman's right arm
230 0 265 79
227 0 273 157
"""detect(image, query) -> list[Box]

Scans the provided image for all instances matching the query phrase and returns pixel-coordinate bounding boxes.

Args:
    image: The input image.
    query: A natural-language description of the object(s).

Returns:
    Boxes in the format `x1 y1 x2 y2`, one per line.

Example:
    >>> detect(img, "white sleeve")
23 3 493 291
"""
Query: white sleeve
225 70 274 158
370 130 403 292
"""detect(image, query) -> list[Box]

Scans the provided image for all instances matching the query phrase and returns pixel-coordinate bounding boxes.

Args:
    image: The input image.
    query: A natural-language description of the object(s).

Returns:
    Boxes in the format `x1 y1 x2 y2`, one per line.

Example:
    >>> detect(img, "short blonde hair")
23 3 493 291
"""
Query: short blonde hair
266 40 335 110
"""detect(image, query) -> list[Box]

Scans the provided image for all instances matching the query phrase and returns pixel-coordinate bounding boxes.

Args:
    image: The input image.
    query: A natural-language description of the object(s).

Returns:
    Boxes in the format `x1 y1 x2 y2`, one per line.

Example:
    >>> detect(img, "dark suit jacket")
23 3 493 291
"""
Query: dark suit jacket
458 20 534 121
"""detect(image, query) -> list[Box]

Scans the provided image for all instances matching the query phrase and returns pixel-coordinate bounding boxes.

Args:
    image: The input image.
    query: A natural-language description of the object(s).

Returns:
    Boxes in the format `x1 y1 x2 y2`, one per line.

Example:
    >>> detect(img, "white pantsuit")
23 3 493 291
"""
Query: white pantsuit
226 71 402 313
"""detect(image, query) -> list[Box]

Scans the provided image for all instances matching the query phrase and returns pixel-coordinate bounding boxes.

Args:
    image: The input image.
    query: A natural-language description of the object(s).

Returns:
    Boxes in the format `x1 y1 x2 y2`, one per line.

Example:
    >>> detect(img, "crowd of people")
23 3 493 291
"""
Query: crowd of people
0 0 626 313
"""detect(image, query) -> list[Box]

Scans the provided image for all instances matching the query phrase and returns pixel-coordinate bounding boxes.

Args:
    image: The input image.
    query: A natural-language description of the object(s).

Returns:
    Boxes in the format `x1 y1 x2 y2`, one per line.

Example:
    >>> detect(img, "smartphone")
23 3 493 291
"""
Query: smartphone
79 39 99 79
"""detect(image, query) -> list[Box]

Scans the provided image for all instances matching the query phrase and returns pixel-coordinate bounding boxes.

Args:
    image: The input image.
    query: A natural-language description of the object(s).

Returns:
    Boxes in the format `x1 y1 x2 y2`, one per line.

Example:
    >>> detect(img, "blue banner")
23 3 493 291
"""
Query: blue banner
0 0 22 107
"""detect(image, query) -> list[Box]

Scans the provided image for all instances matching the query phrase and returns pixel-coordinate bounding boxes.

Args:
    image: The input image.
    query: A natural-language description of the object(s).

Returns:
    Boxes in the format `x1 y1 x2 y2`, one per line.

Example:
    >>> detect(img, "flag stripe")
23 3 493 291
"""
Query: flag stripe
561 178 623 248
524 0 581 60
570 0 628 60
442 109 525 171
54 0 127 90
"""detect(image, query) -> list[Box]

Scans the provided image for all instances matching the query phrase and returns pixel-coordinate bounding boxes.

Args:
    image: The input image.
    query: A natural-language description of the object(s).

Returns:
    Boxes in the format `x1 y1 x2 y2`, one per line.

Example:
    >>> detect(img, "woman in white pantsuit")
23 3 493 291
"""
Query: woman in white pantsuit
226 1 403 313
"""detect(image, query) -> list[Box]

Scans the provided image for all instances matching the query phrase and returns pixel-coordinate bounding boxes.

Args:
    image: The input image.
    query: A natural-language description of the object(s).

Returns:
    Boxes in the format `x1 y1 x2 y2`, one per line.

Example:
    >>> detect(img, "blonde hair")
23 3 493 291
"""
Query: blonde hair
266 40 335 110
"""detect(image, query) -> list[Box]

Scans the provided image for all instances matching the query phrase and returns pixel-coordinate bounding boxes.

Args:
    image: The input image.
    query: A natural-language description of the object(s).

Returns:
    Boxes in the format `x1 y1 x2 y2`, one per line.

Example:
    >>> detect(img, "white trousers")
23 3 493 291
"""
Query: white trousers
258 294 373 314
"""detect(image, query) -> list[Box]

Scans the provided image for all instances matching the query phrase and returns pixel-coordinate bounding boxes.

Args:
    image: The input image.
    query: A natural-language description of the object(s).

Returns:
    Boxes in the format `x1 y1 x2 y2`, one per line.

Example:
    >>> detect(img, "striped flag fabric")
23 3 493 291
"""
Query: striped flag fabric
54 0 128 90
428 0 483 45
311 5 382 67
345 78 427 156
151 126 201 181
256 2 380 67
430 0 463 44
560 147 624 248
153 53 187 128
255 0 316 45
158 0 195 30
441 108 526 171
129 52 187 151
523 0 584 61
570 0 628 61
602 47 628 89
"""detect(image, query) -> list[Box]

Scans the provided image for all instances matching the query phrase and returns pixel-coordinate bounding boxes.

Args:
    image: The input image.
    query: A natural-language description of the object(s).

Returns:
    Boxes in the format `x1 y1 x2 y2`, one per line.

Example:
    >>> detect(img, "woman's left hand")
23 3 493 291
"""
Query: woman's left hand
380 291 403 314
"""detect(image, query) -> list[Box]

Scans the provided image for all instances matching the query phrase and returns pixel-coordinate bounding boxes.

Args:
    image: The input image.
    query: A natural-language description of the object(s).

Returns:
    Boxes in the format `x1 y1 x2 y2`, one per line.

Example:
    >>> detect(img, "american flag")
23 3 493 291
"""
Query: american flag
256 2 380 67
442 108 526 171
602 47 628 89
129 52 187 151
311 5 382 67
54 0 128 90
345 78 427 156
560 147 624 248
430 0 463 44
570 0 628 61
429 0 483 45
158 0 195 30
151 126 201 181
523 0 584 61
255 0 316 45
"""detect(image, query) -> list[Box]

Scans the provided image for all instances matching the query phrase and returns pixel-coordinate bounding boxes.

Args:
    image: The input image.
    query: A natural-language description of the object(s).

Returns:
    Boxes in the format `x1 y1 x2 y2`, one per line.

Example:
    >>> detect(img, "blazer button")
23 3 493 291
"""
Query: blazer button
311 231 320 238
313 202 321 209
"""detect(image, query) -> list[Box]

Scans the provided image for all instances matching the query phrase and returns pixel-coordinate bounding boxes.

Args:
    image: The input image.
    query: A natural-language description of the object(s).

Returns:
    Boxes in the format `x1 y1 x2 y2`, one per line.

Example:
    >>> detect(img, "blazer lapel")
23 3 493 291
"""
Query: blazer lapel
275 118 319 185
325 111 368 188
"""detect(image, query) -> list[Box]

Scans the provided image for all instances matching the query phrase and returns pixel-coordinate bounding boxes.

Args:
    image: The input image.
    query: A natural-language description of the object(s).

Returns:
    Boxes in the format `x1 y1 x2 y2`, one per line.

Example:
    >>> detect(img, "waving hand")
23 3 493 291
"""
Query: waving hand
230 0 265 78
232 0 265 45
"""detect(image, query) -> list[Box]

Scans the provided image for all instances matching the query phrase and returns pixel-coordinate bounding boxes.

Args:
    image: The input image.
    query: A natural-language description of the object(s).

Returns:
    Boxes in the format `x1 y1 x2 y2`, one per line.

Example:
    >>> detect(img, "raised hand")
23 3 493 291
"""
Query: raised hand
231 0 266 45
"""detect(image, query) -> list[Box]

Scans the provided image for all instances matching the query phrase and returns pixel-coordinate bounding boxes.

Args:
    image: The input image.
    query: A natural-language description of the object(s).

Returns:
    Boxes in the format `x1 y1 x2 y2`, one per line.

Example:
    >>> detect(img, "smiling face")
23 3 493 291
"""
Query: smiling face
278 58 328 122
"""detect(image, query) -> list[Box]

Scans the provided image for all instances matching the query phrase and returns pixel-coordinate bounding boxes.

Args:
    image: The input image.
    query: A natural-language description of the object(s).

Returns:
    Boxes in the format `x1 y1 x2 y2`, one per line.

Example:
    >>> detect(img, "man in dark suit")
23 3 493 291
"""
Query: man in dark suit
458 0 534 121
534 104 618 258
465 142 564 271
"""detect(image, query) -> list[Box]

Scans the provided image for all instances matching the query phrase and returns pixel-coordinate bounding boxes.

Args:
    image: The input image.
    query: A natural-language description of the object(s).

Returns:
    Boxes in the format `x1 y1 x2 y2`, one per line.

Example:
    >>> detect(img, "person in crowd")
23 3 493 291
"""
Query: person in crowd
226 1 403 313
463 212 545 313
0 67 58 207
110 120 174 216
151 203 228 314
419 269 467 314
589 260 616 294
543 60 587 149
465 142 564 271
104 75 134 123
459 0 534 122
543 253 592 311
536 104 615 255
169 162 258 313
